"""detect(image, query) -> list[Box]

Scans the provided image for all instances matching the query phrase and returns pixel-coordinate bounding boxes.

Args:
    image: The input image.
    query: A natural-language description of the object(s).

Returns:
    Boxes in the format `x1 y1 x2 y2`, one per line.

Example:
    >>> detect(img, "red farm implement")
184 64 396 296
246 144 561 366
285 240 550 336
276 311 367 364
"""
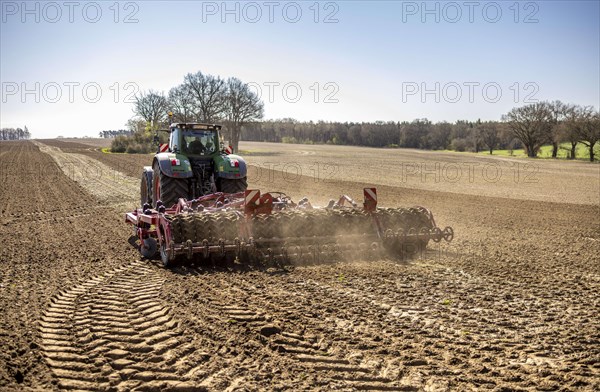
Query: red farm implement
125 188 454 267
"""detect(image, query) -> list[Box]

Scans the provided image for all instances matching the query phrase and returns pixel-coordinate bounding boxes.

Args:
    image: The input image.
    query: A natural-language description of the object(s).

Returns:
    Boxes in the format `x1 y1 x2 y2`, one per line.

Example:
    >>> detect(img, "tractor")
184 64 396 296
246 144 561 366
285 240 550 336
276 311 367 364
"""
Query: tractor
127 122 454 267
141 122 248 209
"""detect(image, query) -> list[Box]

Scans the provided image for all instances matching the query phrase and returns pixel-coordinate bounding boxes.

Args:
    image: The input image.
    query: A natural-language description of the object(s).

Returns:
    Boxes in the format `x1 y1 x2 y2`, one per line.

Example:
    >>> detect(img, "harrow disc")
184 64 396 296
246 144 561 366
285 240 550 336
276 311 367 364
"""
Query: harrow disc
165 206 443 265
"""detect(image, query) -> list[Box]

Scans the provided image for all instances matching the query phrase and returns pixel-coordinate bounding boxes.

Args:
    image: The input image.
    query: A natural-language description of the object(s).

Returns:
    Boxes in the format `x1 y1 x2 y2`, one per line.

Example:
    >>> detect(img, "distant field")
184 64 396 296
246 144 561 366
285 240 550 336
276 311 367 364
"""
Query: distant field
239 141 600 206
29 138 600 204
33 138 599 205
46 138 599 161
46 137 112 148
477 142 600 160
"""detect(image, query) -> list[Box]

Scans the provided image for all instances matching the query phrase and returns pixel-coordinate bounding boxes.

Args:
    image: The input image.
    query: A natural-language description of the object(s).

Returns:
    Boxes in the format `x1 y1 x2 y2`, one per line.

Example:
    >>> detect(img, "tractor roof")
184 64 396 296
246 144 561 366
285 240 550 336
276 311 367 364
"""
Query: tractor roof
170 123 222 131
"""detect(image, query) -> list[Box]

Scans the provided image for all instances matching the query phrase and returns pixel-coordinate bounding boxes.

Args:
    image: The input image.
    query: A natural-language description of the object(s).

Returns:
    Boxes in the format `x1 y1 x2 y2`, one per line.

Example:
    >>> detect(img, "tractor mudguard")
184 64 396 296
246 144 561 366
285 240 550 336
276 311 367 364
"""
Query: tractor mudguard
214 154 247 179
154 152 194 179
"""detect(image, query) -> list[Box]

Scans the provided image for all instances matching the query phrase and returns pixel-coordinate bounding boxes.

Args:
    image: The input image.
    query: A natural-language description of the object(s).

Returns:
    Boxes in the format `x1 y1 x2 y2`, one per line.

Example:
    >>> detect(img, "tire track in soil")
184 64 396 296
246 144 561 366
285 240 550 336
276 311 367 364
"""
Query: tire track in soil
219 274 415 391
180 268 411 391
39 261 206 391
31 141 138 210
246 261 600 391
255 266 479 390
210 266 523 391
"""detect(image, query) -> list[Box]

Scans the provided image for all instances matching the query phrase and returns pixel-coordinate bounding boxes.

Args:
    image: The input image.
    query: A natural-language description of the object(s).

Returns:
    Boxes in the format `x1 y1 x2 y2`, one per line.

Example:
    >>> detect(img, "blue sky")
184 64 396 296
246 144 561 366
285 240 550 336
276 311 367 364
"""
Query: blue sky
1 0 599 138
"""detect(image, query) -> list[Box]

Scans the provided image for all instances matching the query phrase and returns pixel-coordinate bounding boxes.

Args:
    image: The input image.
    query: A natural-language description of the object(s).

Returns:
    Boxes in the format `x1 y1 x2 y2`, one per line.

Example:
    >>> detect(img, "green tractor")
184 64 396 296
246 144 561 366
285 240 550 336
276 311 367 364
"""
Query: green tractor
141 123 248 208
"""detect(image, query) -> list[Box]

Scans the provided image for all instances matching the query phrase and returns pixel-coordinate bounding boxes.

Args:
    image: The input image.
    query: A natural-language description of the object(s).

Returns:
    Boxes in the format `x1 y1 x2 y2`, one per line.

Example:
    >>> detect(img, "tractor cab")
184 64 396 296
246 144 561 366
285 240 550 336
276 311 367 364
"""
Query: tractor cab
143 122 248 208
181 130 217 156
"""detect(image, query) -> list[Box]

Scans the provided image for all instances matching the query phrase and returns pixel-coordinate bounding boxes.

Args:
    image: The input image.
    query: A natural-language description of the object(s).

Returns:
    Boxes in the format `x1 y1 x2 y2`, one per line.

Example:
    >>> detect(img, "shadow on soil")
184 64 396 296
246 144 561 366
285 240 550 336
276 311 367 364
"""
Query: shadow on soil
143 252 421 276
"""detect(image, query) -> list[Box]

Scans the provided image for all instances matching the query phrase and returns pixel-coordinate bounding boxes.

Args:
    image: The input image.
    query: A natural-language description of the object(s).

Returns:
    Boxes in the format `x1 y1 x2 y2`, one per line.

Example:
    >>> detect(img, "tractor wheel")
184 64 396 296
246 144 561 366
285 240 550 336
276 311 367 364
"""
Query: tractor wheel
158 230 173 268
219 177 248 194
141 172 151 207
140 238 158 259
152 162 189 209
160 240 171 267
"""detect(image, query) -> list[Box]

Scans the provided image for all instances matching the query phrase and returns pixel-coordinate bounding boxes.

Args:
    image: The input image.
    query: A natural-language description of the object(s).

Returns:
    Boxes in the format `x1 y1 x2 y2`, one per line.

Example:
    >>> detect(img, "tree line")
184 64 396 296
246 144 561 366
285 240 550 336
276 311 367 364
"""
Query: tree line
99 130 134 138
1 126 31 141
242 101 599 161
504 101 599 161
124 70 264 152
122 79 598 161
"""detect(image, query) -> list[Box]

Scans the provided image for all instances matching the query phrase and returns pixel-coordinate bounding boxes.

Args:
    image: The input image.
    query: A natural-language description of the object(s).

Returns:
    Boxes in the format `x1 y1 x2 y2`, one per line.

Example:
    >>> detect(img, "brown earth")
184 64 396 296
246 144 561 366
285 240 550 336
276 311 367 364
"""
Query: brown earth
0 140 598 391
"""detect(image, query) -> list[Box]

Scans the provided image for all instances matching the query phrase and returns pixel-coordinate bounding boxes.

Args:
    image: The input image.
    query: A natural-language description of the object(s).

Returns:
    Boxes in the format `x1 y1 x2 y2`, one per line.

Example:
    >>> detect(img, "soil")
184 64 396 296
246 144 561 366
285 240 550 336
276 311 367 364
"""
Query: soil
0 140 598 391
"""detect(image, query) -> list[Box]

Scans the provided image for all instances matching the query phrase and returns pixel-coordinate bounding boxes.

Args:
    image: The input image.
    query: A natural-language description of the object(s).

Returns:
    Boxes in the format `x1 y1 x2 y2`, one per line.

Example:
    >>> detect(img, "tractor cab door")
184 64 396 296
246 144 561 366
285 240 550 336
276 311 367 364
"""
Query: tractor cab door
169 127 181 153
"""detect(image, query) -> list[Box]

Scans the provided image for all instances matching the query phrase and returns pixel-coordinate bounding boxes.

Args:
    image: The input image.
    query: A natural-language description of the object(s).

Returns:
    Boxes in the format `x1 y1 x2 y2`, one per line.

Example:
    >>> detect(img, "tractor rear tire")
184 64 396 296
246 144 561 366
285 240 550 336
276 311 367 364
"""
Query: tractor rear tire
152 162 189 209
220 177 248 194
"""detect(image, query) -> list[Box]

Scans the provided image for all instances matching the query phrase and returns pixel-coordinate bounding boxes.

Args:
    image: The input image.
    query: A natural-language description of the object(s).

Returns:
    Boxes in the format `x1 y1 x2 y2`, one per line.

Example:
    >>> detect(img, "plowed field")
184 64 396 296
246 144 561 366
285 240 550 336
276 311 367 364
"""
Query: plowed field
1 140 598 391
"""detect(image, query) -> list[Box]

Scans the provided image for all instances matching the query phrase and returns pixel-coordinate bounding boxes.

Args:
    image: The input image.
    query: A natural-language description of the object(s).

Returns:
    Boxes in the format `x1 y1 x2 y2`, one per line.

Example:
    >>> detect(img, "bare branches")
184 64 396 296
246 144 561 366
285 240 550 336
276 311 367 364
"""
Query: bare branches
184 72 226 123
478 121 500 155
128 72 596 161
158 73 265 152
1 126 30 140
223 77 264 151
502 101 598 161
503 102 553 157
133 90 168 131
168 84 196 123
571 105 600 162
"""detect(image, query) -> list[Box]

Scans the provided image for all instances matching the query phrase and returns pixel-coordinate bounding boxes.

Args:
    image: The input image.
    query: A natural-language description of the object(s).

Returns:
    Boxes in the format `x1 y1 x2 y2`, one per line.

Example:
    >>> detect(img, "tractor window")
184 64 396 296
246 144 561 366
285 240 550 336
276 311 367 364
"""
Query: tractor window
169 130 178 152
182 130 216 155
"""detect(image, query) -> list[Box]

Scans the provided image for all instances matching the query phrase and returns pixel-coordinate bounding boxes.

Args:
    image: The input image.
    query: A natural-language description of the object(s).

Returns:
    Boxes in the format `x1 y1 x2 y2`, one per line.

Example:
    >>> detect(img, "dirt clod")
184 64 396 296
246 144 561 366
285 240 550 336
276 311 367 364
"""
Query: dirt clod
259 325 281 337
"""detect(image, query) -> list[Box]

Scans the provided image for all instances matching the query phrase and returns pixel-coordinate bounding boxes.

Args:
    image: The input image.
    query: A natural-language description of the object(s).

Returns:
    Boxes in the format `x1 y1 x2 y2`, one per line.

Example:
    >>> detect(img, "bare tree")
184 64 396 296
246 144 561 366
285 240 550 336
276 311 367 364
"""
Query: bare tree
167 84 196 123
133 90 168 131
184 72 226 123
503 102 552 157
0 127 30 140
223 77 264 152
560 104 582 159
478 121 500 154
547 100 569 158
572 106 600 162
469 123 482 153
